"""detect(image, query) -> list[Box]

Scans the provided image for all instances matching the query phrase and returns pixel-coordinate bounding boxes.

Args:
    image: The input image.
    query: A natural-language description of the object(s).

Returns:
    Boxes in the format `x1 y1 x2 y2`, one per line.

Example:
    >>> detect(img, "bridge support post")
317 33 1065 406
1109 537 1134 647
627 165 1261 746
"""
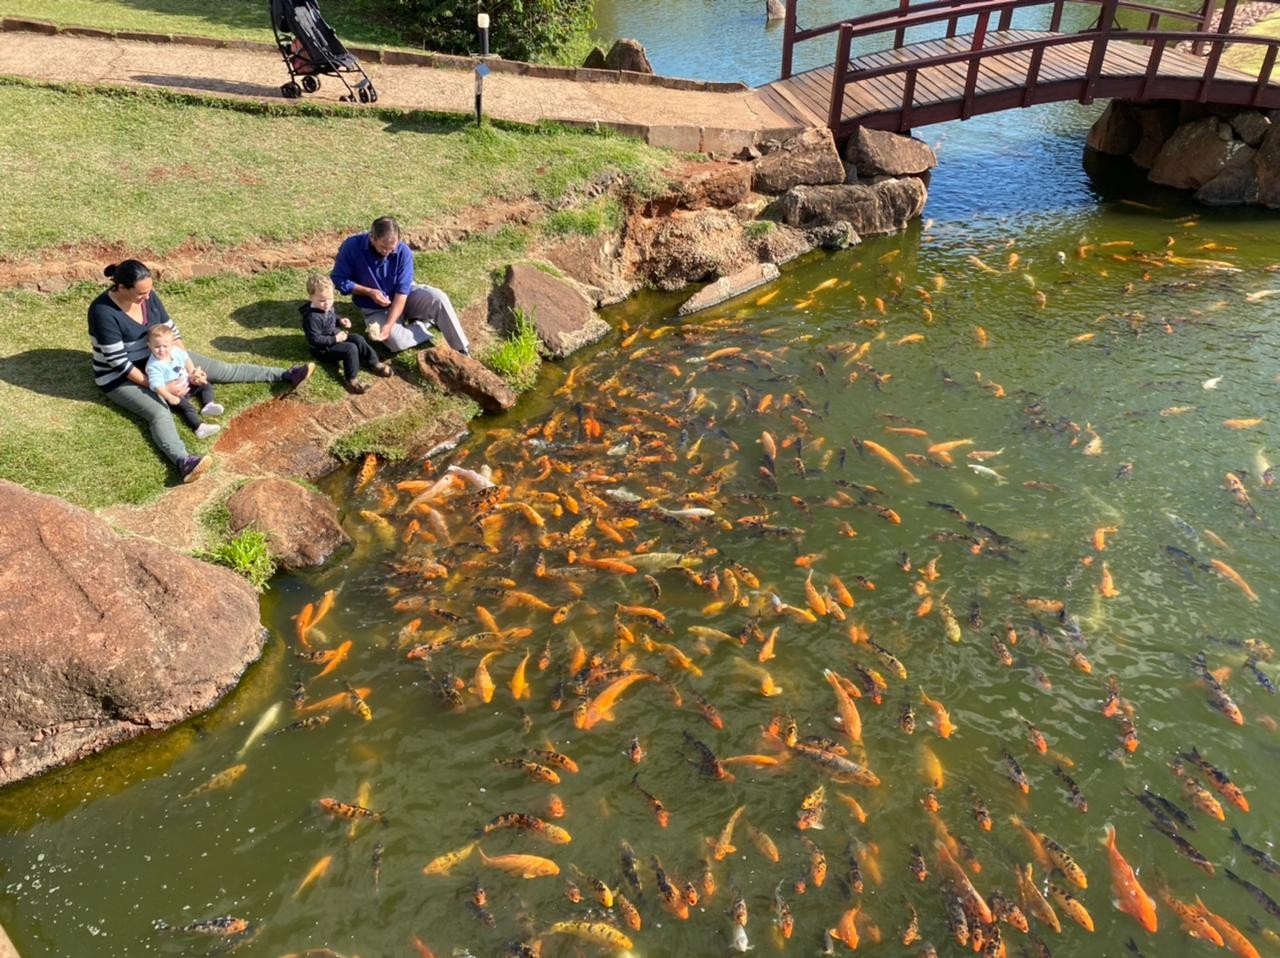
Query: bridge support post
1082 0 1121 104
828 23 854 135
782 0 799 78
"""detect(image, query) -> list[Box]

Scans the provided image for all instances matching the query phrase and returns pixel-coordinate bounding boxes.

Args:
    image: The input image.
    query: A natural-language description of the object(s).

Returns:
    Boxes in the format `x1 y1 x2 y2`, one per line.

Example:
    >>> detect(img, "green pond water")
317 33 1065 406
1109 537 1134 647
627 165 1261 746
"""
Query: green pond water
5 6 1280 958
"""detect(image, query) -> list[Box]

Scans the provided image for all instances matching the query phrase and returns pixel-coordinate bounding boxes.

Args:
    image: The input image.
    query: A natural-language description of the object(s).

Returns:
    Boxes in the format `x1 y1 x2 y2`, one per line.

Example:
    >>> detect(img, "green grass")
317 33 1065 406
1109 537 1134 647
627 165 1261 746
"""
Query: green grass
1223 13 1280 73
0 82 669 258
479 307 543 392
198 528 276 590
0 0 410 48
542 196 624 238
330 391 477 461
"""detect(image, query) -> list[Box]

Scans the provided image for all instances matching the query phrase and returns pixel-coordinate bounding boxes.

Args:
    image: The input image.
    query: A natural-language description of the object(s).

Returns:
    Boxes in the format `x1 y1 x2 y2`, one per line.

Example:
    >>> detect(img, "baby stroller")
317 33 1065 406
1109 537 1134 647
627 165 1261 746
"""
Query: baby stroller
270 0 378 103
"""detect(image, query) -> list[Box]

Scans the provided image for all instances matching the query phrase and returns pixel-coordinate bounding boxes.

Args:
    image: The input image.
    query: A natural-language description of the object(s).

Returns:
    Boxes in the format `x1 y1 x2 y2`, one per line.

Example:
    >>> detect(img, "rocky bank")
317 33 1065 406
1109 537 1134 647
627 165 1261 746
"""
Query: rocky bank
1087 98 1280 206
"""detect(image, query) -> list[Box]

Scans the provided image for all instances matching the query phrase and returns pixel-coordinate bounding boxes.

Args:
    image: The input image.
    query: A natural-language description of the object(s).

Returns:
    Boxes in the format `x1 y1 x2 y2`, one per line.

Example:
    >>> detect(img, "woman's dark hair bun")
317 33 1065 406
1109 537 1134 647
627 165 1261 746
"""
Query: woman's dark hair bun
104 259 151 288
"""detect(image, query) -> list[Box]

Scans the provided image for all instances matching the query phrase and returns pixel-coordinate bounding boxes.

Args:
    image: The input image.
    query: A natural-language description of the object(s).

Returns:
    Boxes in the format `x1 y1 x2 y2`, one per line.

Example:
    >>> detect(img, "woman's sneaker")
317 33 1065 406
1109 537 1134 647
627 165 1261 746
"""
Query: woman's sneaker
345 380 371 395
195 423 222 440
178 455 210 483
200 402 224 417
283 362 315 388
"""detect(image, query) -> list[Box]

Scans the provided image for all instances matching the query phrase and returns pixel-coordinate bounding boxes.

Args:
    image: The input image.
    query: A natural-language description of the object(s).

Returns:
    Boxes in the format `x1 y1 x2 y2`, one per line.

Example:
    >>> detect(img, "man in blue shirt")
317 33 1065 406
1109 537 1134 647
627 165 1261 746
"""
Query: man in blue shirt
330 216 470 355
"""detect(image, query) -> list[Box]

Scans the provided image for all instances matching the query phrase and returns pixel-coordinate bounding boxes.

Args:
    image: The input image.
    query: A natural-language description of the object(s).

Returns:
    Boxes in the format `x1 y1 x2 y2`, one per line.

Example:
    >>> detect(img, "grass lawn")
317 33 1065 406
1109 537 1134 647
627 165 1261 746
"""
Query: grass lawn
1223 12 1280 74
0 0 409 49
0 81 668 259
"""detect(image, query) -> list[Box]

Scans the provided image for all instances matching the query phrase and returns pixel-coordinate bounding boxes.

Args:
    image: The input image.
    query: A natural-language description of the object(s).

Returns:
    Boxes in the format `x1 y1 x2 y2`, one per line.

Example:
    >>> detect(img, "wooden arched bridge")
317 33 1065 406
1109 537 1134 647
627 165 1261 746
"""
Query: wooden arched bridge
759 0 1280 137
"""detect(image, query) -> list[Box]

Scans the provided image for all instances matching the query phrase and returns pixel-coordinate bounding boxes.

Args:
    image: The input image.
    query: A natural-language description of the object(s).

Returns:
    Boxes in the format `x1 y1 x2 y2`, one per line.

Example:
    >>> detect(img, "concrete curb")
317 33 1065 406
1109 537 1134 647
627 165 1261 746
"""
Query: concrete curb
0 17 749 94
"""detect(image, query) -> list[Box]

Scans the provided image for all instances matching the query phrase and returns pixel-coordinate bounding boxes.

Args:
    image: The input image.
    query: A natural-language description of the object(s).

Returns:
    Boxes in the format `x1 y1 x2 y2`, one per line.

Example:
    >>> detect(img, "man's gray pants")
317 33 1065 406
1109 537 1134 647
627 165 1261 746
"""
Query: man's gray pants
361 283 469 354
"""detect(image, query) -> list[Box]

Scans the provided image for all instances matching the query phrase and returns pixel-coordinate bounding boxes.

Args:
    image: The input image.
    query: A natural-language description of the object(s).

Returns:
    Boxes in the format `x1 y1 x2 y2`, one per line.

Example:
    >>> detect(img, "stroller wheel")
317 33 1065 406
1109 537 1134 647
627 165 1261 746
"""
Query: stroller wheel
357 86 371 104
367 86 378 104
281 81 302 99
301 75 320 94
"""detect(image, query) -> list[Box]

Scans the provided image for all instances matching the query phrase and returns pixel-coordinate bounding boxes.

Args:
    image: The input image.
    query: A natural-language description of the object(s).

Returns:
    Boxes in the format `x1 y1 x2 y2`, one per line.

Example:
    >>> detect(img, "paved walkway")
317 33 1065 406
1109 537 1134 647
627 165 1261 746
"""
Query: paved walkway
0 29 807 152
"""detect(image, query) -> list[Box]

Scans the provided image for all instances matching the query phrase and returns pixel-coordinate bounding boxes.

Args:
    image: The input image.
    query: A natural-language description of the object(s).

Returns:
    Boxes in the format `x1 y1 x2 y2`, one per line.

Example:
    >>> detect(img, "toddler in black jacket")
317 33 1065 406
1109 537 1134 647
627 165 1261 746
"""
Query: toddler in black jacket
300 273 393 394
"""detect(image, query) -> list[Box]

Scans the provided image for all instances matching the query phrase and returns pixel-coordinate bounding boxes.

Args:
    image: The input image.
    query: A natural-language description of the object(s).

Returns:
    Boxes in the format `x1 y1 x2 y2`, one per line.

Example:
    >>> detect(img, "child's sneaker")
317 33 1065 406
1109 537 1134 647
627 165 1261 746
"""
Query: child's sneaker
345 380 371 395
372 363 394 378
178 455 210 483
200 402 224 417
195 423 222 440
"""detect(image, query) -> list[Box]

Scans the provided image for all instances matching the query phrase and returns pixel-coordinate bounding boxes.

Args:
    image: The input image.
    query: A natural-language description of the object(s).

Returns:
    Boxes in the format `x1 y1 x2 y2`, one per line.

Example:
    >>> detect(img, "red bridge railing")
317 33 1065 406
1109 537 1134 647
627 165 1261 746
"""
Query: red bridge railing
780 0 1280 135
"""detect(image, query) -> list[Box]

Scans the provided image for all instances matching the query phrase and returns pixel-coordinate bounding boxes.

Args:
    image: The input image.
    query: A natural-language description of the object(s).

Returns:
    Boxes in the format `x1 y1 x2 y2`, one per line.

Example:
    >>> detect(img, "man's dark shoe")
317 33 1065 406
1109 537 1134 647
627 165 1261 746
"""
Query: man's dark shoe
346 379 371 395
178 455 210 484
284 362 315 388
372 363 394 378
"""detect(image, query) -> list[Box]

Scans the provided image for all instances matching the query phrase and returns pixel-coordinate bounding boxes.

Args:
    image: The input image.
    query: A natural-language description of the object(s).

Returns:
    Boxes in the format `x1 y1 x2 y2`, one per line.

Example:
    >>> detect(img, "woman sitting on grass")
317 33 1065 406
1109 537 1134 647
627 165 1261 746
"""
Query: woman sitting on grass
88 260 314 483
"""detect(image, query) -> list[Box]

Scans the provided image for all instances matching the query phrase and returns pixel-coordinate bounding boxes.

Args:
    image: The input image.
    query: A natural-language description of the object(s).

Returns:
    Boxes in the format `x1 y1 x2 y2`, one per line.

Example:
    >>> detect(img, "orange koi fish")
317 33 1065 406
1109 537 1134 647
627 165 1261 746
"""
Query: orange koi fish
473 651 498 703
1099 562 1120 598
293 854 333 898
583 672 658 729
1197 898 1261 958
1210 559 1259 601
1102 824 1158 933
918 689 955 738
510 650 532 701
824 668 862 743
477 848 560 879
315 640 352 679
860 439 919 484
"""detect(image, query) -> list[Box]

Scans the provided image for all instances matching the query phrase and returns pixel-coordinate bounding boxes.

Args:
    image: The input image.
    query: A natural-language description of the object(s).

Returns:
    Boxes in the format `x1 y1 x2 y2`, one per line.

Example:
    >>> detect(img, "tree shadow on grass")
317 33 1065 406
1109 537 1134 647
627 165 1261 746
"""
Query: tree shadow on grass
0 348 99 402
206 333 307 361
230 299 361 332
113 0 406 48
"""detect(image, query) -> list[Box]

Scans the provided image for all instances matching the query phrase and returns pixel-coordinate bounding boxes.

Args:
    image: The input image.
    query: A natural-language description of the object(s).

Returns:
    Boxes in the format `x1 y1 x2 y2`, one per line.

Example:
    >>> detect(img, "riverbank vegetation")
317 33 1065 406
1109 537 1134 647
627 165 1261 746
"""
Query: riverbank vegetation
0 79 672 508
0 0 596 63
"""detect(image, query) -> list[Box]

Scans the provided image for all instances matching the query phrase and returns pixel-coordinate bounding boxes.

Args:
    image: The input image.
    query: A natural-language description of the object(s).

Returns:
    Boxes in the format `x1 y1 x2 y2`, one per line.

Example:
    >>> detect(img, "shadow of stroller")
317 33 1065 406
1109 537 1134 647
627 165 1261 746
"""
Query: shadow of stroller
131 73 285 99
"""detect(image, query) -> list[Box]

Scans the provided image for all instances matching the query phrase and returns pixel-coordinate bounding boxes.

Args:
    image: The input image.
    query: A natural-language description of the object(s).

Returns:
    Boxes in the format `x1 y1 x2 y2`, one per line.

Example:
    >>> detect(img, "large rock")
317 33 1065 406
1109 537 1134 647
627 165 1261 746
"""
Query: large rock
623 207 755 290
645 161 754 214
845 127 937 177
1230 110 1271 147
226 478 350 571
1255 118 1280 207
766 0 787 19
604 38 654 74
752 128 846 194
1130 102 1180 169
1086 99 1140 155
1148 117 1241 189
0 481 264 786
494 263 610 359
417 345 518 412
1195 149 1259 206
678 262 781 315
778 178 927 235
581 46 607 70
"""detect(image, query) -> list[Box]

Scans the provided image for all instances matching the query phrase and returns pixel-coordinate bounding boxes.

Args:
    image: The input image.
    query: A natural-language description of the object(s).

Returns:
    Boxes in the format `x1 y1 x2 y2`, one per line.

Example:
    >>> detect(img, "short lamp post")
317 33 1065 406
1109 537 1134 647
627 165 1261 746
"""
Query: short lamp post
475 12 491 127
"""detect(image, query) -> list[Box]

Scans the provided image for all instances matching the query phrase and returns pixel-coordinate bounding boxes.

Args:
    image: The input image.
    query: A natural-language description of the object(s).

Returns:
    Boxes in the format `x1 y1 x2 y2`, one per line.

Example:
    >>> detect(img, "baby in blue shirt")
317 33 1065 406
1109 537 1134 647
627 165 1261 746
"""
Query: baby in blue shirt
146 325 223 440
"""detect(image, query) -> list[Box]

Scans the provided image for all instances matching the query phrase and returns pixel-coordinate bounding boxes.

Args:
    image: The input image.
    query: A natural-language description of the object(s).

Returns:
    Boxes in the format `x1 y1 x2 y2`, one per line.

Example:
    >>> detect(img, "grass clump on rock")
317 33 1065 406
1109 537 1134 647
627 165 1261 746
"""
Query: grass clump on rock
199 528 276 591
481 307 543 392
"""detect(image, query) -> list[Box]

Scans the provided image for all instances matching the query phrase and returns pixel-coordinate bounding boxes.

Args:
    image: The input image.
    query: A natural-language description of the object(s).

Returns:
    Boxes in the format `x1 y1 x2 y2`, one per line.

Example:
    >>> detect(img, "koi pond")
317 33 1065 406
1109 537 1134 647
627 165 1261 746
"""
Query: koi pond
4 8 1280 958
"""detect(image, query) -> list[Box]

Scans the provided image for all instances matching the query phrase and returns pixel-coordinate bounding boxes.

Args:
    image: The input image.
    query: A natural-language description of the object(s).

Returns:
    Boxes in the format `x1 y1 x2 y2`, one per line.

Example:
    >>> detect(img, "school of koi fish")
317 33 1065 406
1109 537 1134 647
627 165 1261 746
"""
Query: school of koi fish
156 233 1280 958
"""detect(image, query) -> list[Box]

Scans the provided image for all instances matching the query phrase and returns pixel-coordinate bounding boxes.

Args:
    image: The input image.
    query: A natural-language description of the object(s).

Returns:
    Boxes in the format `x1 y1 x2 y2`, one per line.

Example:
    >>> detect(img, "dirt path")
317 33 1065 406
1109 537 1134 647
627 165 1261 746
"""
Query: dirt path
0 28 802 150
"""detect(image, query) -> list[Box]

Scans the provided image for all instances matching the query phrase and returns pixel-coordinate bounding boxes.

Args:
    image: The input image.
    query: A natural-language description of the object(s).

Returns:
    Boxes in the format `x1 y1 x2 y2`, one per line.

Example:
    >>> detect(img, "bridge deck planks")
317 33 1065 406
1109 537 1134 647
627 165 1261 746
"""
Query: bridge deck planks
763 29 1260 130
